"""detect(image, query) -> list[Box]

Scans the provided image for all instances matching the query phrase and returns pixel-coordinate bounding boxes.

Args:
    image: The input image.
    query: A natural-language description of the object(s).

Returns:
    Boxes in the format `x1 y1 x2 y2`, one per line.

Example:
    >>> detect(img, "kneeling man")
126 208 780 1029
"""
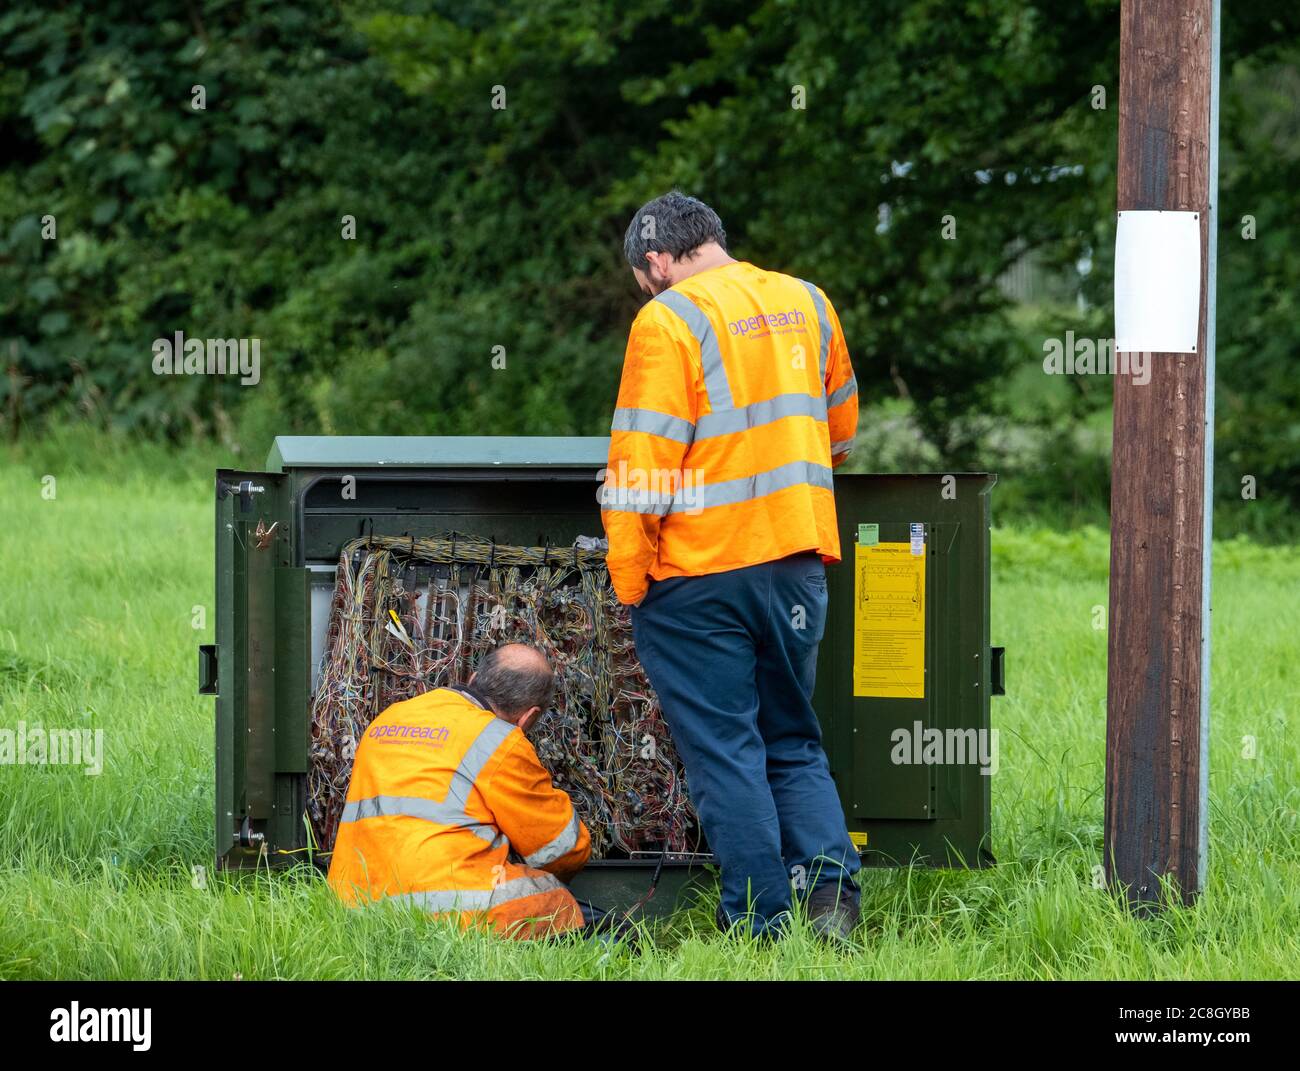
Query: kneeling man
328 643 591 938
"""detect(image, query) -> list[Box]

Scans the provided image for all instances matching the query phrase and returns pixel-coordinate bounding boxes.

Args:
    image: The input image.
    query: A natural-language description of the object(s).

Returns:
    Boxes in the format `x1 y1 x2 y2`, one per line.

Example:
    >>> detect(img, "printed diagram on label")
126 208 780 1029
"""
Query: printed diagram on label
853 541 926 699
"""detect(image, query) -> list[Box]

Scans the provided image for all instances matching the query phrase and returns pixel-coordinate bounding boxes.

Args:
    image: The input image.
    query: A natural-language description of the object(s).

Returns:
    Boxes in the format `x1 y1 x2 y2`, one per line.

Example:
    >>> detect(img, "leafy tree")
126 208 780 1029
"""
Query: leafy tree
1 0 1296 526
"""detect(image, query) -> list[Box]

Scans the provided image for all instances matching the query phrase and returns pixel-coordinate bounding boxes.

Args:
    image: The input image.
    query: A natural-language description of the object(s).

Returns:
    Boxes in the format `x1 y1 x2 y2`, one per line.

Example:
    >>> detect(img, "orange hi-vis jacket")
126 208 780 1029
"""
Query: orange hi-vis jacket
326 686 591 939
601 260 859 605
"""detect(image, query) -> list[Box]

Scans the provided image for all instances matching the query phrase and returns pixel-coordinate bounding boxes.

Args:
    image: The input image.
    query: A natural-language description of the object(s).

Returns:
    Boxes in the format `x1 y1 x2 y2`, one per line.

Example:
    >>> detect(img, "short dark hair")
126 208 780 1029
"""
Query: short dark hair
623 190 728 271
472 643 555 718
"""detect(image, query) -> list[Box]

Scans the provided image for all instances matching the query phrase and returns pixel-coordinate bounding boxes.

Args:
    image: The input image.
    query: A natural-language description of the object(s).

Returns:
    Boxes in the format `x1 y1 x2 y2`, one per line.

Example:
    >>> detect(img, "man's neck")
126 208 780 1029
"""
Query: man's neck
446 683 490 711
671 243 737 285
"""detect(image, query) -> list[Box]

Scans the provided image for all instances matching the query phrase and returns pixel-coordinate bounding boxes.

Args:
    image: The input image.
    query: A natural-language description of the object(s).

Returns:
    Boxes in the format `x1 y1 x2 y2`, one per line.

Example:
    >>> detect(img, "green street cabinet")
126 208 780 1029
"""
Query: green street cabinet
204 436 1002 914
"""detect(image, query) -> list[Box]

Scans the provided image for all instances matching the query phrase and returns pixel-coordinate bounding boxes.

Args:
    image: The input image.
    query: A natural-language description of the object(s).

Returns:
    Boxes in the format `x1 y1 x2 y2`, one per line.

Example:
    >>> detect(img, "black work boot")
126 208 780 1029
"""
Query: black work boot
806 882 861 943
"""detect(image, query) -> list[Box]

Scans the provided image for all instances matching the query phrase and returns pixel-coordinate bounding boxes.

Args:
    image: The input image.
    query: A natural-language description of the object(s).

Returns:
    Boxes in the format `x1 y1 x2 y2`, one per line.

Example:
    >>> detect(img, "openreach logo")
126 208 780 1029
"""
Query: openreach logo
0 722 104 775
50 1002 151 1051
727 307 806 338
1042 331 1150 385
152 331 261 385
890 723 999 776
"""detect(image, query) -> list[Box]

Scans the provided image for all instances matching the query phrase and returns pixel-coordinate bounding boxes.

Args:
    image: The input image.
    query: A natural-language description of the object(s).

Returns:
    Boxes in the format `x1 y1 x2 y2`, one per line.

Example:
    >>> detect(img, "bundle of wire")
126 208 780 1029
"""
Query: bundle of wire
307 533 702 860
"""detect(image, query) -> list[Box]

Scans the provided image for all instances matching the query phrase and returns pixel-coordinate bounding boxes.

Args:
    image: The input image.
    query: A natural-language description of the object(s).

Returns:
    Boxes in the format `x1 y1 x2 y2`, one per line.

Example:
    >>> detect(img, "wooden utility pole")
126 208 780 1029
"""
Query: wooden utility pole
1106 0 1219 909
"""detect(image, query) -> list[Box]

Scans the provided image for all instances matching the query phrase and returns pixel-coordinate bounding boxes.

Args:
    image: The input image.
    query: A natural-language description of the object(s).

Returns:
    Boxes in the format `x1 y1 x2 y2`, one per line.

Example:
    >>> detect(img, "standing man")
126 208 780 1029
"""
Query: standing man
601 191 862 940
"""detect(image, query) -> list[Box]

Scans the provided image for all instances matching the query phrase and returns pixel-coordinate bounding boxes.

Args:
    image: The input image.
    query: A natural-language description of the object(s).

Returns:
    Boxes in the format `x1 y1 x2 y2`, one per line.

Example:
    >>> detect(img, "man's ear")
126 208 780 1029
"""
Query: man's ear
519 706 542 733
645 251 673 286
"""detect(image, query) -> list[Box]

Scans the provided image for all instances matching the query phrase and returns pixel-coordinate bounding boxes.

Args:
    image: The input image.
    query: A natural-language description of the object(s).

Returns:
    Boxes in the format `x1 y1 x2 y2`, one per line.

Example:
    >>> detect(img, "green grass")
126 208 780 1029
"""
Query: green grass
1 435 1297 979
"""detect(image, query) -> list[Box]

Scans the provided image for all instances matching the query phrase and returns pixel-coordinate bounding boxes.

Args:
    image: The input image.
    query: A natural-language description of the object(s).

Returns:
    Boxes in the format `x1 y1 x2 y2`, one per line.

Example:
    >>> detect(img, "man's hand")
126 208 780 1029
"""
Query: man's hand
614 579 649 608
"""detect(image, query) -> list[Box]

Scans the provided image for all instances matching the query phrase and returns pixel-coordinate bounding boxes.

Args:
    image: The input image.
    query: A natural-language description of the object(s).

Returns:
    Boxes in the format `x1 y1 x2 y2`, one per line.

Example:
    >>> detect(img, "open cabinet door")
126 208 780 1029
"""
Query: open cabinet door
210 471 310 870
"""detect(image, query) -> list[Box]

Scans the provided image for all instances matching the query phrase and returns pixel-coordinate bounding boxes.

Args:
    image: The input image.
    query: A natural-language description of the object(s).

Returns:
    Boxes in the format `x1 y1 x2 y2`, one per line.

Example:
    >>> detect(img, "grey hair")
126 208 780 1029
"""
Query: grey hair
623 190 728 271
472 644 555 718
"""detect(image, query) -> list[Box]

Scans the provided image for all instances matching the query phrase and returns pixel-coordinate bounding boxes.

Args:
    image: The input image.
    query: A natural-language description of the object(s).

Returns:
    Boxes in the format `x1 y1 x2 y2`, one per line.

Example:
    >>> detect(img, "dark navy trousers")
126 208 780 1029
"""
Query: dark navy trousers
630 550 860 936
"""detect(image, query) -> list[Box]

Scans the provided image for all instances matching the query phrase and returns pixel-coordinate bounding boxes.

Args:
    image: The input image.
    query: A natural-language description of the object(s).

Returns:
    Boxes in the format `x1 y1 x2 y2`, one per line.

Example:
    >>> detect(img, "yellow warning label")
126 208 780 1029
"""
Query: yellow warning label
853 542 926 699
849 830 870 849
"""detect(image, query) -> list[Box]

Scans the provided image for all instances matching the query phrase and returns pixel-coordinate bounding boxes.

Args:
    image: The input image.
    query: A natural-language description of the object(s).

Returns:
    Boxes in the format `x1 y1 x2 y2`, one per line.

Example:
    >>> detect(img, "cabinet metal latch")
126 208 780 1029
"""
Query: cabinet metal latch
217 478 266 512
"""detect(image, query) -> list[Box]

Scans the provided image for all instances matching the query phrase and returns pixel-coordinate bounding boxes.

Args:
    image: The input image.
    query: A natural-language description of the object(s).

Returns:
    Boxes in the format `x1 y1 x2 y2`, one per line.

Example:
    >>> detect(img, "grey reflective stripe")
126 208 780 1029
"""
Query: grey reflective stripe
486 871 564 907
667 460 834 514
654 289 734 410
611 406 694 444
385 872 565 914
827 375 857 409
342 795 448 824
339 716 516 842
830 437 855 457
598 484 673 516
694 391 827 441
445 717 516 812
523 810 582 868
797 278 831 381
338 794 502 843
387 888 494 912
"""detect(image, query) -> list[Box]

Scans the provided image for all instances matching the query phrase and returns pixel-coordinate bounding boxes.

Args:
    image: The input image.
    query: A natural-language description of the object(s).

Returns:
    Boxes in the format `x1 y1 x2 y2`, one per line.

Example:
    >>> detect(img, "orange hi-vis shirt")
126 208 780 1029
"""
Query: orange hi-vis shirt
601 260 859 605
327 686 590 939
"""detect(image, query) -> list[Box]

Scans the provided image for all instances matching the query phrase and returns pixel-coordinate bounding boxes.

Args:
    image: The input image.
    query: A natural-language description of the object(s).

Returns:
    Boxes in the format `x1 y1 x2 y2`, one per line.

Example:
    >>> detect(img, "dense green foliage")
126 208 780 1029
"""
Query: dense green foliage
1 1 1298 527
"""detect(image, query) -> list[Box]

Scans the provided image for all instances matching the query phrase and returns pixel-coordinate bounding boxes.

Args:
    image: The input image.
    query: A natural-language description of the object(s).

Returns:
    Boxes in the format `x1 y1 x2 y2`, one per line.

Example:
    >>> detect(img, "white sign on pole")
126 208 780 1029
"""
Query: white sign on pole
1113 209 1202 353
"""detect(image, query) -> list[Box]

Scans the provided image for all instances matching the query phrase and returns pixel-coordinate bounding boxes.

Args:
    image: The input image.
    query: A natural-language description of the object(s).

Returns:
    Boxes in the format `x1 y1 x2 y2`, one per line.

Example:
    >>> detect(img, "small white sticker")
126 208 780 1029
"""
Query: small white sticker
910 522 925 556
